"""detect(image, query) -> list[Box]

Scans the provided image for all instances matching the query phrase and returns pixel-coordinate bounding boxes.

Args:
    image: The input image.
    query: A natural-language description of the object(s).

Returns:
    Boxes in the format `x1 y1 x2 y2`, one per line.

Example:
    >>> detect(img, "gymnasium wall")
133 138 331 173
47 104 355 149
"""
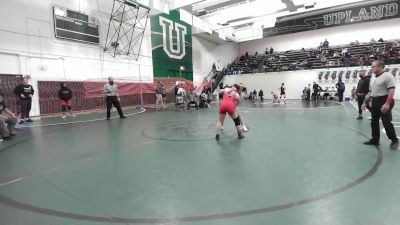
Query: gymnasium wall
192 36 239 84
0 0 153 81
224 65 400 100
0 0 154 115
239 18 400 54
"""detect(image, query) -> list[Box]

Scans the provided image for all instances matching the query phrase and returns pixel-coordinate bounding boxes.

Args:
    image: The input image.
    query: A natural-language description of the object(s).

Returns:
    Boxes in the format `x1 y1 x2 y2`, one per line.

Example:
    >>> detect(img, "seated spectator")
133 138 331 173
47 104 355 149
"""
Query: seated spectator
290 62 299 71
378 37 384 42
320 55 327 65
177 84 186 96
341 48 348 55
186 89 199 111
252 89 257 102
301 48 306 54
333 51 340 57
239 54 245 61
370 38 377 43
254 51 258 56
245 52 249 58
354 40 360 46
0 93 17 141
302 87 308 100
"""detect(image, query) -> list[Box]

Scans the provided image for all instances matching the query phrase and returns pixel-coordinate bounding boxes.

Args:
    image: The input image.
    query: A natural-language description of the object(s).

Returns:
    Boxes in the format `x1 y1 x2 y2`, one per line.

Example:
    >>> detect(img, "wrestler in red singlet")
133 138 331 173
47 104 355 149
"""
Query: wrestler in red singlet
216 85 244 140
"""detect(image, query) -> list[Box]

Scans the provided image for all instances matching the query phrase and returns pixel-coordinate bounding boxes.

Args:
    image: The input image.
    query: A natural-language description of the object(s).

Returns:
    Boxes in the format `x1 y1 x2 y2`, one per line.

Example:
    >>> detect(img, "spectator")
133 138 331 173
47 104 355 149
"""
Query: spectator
155 81 166 109
323 38 329 48
370 38 377 43
320 55 327 65
186 89 199 111
252 89 257 102
302 87 308 100
270 47 274 54
306 84 311 100
312 82 322 101
356 70 371 120
0 93 17 141
378 37 384 42
333 51 340 58
14 77 34 124
254 51 258 56
301 48 305 54
336 78 345 102
177 83 186 96
258 89 264 102
58 82 74 118
245 52 249 58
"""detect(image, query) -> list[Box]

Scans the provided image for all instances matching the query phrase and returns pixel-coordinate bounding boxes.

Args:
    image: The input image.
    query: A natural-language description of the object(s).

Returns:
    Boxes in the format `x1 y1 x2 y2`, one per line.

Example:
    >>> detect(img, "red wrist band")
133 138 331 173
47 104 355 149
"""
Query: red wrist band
386 96 393 105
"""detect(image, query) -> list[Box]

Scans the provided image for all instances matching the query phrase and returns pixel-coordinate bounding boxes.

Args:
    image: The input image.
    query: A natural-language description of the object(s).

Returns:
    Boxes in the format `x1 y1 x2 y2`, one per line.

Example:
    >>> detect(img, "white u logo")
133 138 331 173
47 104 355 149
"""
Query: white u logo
159 16 187 60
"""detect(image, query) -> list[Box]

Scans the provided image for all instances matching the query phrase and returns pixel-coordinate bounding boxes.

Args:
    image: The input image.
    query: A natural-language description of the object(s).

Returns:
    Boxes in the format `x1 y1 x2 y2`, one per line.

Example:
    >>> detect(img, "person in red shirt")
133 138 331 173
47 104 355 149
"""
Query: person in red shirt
216 84 244 140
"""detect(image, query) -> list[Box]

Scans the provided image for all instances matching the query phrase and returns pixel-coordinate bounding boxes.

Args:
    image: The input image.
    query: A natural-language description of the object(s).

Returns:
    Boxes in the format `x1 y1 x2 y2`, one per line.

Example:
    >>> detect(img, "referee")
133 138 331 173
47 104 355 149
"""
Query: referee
362 60 398 150
103 77 126 120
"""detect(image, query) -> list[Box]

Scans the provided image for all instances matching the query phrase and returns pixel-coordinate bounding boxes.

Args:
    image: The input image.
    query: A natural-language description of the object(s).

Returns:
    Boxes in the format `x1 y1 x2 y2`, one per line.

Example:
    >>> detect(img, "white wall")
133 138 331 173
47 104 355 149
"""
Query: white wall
224 65 400 100
0 0 154 115
192 36 239 83
239 18 400 54
0 0 154 81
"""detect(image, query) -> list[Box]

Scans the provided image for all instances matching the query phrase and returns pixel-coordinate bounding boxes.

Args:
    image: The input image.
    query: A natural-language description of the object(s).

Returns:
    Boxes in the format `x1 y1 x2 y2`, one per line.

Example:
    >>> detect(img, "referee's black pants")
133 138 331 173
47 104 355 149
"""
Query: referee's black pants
357 94 371 115
106 96 124 119
370 96 398 143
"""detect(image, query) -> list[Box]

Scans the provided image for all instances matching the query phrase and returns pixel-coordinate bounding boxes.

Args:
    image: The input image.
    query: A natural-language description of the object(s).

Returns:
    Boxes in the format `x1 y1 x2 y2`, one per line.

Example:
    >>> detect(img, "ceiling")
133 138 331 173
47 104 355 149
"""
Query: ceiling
179 0 373 29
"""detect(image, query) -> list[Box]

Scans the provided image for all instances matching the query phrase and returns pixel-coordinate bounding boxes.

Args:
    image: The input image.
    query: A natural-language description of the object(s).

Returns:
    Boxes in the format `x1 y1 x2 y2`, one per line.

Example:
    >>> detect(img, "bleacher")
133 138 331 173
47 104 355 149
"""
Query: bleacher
230 40 400 74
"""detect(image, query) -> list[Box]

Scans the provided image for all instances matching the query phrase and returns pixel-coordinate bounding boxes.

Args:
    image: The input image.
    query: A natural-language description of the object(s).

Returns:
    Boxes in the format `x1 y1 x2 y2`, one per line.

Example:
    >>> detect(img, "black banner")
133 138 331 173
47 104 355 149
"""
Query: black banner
263 0 400 37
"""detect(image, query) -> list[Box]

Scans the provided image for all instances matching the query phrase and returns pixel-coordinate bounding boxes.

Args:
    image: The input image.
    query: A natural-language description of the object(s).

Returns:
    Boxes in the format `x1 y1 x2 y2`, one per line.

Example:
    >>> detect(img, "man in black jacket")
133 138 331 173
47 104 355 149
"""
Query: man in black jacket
58 82 74 118
13 77 34 124
356 70 371 120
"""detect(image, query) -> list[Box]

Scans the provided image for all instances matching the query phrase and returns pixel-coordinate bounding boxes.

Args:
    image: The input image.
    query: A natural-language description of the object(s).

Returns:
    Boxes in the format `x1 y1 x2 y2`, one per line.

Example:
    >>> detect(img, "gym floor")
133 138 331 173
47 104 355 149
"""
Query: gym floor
1 100 399 225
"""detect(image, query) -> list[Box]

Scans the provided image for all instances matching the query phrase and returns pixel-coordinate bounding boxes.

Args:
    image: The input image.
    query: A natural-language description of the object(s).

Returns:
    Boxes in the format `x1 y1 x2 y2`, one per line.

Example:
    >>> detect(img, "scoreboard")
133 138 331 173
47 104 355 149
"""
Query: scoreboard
53 6 99 44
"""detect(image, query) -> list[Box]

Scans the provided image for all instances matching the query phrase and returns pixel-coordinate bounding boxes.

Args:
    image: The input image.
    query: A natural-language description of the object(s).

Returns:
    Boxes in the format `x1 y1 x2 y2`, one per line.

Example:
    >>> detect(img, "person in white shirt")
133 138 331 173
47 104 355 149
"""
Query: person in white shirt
103 77 126 120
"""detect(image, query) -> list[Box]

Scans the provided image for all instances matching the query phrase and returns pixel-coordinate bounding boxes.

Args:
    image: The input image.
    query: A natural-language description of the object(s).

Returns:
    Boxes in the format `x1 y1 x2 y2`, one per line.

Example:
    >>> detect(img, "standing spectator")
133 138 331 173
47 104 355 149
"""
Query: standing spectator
336 78 345 102
356 70 371 120
323 38 329 48
245 52 249 58
270 47 274 54
103 77 126 120
0 93 17 141
258 89 264 102
312 82 322 101
362 60 398 149
306 84 311 100
155 81 166 109
58 82 74 118
14 77 34 124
